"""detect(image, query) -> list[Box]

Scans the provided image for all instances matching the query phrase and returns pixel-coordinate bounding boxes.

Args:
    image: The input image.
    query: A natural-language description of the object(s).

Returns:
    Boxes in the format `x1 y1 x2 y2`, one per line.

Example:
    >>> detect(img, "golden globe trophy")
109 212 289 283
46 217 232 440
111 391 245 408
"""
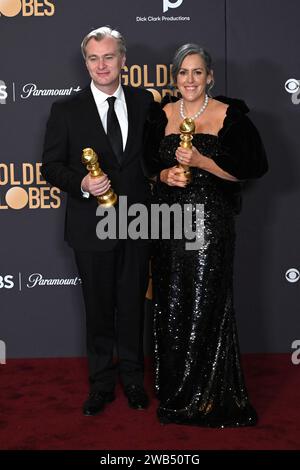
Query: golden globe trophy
81 147 117 207
178 118 195 184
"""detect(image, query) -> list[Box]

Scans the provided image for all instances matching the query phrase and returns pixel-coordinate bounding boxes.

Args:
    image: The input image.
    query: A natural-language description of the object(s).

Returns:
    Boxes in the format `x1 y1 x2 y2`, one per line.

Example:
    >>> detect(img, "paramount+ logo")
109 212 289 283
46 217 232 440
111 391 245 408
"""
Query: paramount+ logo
0 163 61 210
0 0 55 17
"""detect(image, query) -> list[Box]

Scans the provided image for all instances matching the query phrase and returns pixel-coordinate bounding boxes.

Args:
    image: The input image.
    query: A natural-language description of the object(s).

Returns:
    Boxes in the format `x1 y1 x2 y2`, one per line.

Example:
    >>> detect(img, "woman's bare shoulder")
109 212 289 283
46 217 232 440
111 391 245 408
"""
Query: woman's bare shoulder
209 98 229 113
163 101 179 119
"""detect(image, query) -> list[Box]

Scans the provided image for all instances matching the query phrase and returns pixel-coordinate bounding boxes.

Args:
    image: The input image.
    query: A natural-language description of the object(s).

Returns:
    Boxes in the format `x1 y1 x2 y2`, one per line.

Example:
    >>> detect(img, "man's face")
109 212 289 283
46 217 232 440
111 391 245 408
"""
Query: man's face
85 36 126 94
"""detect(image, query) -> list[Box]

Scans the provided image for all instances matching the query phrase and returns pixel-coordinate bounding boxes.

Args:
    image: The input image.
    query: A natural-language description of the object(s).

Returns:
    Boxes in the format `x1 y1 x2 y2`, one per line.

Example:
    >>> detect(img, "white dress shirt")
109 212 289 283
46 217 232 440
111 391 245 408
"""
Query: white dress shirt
90 80 128 150
81 81 128 198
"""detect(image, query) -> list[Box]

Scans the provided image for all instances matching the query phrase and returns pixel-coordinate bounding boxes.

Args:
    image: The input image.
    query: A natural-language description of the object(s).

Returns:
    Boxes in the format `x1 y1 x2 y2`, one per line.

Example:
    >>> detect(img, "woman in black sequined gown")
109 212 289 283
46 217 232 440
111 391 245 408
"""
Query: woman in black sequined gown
145 44 268 427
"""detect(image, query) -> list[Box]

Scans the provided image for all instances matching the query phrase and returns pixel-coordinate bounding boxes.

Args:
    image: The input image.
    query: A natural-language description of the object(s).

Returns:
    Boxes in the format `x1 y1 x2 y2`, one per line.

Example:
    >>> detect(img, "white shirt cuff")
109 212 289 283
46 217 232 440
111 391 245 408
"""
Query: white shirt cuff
81 186 90 199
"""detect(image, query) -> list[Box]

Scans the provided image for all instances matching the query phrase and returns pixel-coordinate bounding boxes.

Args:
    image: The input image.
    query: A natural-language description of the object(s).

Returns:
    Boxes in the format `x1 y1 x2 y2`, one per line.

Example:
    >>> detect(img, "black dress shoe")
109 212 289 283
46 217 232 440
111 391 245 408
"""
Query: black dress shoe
124 384 149 409
82 391 115 416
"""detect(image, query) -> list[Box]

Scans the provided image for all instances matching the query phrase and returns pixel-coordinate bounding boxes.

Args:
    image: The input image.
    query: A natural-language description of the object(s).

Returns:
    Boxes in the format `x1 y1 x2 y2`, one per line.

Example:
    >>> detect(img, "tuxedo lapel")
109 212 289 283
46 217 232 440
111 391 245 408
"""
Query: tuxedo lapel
122 86 138 164
78 87 120 168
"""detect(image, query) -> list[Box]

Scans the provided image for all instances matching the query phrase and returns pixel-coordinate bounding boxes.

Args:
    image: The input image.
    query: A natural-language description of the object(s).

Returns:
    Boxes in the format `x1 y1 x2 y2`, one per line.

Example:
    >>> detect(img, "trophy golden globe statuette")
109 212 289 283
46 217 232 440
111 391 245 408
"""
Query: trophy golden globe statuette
178 118 195 184
81 147 117 207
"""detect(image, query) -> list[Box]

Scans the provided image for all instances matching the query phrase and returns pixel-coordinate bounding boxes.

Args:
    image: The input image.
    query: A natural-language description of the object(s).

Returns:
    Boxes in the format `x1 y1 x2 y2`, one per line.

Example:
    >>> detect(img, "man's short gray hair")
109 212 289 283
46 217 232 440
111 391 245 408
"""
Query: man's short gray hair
81 26 126 59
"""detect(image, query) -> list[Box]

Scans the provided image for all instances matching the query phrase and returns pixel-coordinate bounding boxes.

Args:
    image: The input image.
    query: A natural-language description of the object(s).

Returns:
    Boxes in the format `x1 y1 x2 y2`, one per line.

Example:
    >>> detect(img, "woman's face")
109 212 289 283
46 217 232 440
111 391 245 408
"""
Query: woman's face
176 53 212 102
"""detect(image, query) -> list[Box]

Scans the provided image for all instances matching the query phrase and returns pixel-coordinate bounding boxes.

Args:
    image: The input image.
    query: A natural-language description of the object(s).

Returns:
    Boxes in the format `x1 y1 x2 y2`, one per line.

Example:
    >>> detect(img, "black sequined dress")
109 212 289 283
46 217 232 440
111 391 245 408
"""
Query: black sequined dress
152 132 258 427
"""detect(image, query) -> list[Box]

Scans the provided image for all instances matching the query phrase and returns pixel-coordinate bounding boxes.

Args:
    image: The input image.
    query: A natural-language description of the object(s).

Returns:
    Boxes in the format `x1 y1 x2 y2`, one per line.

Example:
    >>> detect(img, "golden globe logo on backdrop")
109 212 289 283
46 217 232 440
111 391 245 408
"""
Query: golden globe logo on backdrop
121 64 178 102
0 0 55 17
0 163 61 210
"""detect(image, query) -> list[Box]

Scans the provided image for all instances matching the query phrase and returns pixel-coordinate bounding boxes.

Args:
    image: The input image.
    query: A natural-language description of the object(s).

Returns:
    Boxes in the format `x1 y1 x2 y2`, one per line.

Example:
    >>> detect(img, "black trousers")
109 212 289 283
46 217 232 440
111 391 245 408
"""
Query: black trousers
74 240 150 393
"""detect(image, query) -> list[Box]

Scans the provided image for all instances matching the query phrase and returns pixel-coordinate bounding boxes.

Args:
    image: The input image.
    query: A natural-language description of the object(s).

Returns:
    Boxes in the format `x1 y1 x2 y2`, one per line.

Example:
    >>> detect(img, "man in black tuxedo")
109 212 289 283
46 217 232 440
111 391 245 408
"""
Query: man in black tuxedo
42 26 153 416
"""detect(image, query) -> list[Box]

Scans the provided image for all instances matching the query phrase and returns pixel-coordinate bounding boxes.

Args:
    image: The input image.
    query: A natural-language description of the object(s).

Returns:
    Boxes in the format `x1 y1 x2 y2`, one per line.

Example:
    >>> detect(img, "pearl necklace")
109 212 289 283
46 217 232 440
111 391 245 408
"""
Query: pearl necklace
180 94 209 120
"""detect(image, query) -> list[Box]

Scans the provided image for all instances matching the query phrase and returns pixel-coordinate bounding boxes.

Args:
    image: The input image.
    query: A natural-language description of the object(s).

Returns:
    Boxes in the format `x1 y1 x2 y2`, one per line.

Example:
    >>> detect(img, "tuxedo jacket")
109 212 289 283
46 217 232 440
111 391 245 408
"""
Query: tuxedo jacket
42 85 153 251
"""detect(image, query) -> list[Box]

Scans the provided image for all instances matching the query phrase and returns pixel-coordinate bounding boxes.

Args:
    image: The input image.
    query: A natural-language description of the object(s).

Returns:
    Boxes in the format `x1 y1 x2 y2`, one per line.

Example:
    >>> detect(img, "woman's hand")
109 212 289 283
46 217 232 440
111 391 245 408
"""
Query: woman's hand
160 166 187 187
175 146 203 168
176 145 239 181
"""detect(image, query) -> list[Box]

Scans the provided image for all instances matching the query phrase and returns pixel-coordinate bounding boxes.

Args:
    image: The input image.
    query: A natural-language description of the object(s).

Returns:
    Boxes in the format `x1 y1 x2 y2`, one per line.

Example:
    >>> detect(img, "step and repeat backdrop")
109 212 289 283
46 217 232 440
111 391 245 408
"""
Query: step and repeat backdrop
0 0 299 358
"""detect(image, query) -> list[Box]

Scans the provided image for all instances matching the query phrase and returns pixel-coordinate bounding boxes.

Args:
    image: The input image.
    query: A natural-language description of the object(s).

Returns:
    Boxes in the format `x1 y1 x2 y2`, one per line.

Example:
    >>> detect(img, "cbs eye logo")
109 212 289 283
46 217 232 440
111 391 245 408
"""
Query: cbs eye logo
0 0 55 17
285 268 300 283
285 79 300 94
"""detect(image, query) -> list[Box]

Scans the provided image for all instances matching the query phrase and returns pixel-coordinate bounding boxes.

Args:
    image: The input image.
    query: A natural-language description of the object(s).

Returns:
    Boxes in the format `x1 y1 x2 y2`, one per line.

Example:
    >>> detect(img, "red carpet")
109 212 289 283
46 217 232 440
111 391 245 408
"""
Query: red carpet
0 354 299 450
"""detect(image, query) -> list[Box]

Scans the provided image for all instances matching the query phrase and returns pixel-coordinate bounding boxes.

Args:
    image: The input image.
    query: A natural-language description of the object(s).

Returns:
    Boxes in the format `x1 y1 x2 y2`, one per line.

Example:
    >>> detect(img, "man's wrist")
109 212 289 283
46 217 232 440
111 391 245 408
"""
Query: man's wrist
81 185 90 198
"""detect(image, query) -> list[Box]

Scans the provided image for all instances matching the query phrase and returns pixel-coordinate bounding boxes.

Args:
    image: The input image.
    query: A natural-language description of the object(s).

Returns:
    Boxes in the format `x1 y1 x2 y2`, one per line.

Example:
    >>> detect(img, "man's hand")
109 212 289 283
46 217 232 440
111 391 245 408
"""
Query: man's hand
160 166 187 187
81 174 111 197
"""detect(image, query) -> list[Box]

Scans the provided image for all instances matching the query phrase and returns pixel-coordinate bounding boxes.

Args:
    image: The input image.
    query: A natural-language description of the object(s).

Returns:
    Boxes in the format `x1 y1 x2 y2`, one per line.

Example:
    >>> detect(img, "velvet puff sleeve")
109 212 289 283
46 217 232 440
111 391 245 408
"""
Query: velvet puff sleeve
213 96 268 180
